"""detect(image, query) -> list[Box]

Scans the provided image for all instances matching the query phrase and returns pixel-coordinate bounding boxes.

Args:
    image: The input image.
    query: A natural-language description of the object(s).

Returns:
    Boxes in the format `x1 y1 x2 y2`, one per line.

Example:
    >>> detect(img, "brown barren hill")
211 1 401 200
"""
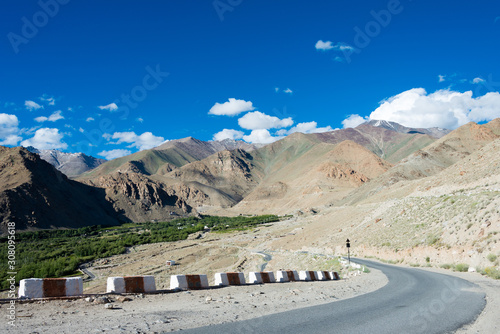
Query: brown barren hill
341 120 500 205
232 140 392 214
0 146 119 233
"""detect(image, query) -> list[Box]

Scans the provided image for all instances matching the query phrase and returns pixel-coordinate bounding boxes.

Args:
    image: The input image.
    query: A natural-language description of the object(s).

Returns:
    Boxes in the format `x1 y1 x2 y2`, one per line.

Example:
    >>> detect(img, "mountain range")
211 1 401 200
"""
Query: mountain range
1 119 497 235
25 147 106 178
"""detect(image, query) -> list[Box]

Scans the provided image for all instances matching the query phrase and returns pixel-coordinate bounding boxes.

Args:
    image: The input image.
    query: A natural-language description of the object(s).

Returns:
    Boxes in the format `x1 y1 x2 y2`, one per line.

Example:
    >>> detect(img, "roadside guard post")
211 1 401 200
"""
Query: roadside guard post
346 239 351 265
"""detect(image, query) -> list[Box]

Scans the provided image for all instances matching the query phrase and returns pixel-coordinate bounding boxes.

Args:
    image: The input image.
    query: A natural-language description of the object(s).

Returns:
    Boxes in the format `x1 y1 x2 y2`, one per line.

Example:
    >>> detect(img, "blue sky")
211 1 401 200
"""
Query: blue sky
1 0 500 159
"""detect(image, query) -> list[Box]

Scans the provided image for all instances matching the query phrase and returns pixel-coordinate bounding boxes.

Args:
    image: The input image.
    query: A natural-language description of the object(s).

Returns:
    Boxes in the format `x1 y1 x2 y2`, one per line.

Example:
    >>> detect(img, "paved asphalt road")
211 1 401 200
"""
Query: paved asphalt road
178 259 486 334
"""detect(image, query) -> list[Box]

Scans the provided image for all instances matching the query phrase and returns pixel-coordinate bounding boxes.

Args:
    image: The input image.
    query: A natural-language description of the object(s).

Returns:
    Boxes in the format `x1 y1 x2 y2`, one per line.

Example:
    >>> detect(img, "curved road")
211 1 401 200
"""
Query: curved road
179 259 486 334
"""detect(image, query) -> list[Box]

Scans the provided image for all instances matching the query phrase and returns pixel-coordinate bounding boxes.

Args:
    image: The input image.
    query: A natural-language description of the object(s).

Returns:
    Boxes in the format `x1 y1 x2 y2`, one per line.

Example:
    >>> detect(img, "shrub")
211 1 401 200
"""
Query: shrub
482 267 500 279
440 264 452 269
454 263 469 272
487 253 497 263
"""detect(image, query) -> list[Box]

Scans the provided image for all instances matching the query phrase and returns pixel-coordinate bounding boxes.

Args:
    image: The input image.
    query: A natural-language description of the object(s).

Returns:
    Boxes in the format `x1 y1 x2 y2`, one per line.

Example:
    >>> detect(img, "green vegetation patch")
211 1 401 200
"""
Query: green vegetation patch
0 214 279 290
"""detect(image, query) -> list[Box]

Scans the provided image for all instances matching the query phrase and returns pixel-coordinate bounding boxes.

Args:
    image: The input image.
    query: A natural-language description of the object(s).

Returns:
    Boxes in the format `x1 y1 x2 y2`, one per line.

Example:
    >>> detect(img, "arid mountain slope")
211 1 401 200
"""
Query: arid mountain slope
79 137 259 179
228 140 393 214
0 146 119 233
341 121 500 206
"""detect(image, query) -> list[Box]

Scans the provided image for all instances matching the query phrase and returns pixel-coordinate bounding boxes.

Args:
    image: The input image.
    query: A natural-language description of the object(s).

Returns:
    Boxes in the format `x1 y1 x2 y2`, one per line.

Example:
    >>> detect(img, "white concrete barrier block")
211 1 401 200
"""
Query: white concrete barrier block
214 272 246 286
18 277 83 298
275 270 299 282
170 275 209 290
18 278 43 299
107 277 125 293
107 276 156 293
248 272 275 284
170 275 187 290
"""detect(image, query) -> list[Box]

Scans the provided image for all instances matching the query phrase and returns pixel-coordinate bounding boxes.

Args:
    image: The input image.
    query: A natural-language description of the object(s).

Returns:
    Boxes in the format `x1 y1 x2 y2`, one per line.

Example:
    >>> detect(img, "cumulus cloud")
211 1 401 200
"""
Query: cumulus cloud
86 117 95 122
97 149 132 160
34 110 64 123
212 129 244 141
342 114 367 128
369 88 500 129
98 103 119 112
472 77 485 84
438 75 446 83
285 121 333 134
209 98 255 116
315 40 355 52
315 40 334 50
283 88 293 94
25 100 43 111
111 131 165 151
238 111 293 130
243 129 284 144
21 128 67 150
34 116 47 123
0 113 22 146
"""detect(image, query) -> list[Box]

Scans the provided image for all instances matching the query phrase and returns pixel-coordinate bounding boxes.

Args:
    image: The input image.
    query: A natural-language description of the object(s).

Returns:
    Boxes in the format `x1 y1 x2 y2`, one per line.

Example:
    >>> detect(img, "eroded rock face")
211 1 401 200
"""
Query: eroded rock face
317 162 369 186
85 172 194 220
0 146 119 233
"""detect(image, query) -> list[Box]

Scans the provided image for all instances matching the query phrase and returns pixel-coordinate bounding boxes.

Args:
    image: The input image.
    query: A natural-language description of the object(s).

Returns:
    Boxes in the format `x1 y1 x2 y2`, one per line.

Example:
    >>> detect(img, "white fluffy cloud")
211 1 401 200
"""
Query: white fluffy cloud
472 77 485 84
209 98 255 116
97 149 132 160
34 110 64 123
25 100 43 111
315 40 355 52
285 121 333 134
368 88 500 129
315 40 334 50
0 113 22 146
243 129 284 144
86 117 95 122
111 131 165 151
283 88 293 94
238 111 293 130
342 114 367 128
438 75 446 83
98 103 119 112
212 129 244 141
21 128 67 150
